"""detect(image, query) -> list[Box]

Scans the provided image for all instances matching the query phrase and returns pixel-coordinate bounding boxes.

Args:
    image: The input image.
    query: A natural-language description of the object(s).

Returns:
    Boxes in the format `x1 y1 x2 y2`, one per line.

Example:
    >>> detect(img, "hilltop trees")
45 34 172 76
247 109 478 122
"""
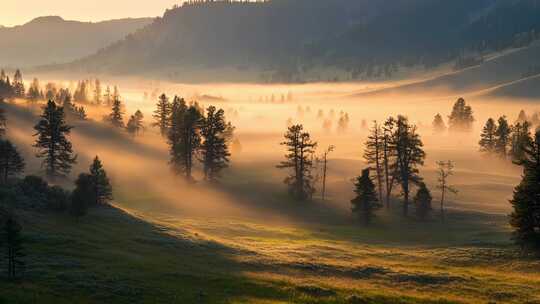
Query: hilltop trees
351 169 381 225
448 98 474 132
153 94 171 136
33 100 77 178
510 130 540 252
278 124 317 201
200 106 231 181
0 140 25 185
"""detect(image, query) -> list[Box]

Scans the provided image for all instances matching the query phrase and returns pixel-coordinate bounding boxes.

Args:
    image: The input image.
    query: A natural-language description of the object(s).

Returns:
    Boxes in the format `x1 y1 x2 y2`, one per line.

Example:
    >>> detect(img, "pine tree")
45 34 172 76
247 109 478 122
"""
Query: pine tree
436 160 458 222
26 78 41 102
414 182 432 220
364 121 384 204
168 101 202 180
153 94 171 137
2 215 25 280
12 69 25 98
70 173 92 217
432 113 446 133
109 96 124 128
495 116 512 159
448 98 474 132
510 130 540 252
393 115 426 216
511 122 532 163
33 100 77 178
0 140 25 185
89 156 113 206
277 124 317 201
127 110 144 136
351 169 381 225
200 106 231 181
479 118 497 154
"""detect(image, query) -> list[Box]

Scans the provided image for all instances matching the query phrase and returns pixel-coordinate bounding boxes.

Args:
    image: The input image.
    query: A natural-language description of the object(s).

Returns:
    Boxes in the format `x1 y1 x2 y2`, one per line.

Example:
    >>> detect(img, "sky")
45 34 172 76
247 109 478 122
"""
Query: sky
0 0 183 26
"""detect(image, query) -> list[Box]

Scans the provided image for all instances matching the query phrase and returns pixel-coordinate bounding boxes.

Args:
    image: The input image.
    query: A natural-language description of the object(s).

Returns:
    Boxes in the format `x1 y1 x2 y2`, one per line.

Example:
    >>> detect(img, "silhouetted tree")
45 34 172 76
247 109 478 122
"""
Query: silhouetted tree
364 121 384 204
109 96 124 128
414 182 432 220
511 122 532 163
12 69 25 98
127 110 144 136
33 100 77 178
382 117 397 208
393 116 426 216
479 118 497 154
436 160 458 222
89 156 113 206
432 113 446 133
153 94 171 136
495 116 512 159
351 169 381 225
448 98 474 132
510 130 540 252
200 106 231 181
277 124 317 201
2 215 25 280
26 78 40 102
70 173 92 217
0 140 25 185
320 145 335 201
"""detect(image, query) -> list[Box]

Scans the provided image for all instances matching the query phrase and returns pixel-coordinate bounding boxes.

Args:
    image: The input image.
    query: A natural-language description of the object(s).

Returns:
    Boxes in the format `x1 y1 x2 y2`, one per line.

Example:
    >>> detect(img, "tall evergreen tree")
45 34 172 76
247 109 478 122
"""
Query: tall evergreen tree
70 173 92 217
510 130 540 252
127 110 144 136
277 124 317 201
448 98 474 132
351 169 381 225
89 156 113 206
479 118 497 154
364 121 384 204
200 106 231 181
393 116 426 216
414 182 433 220
33 100 77 178
26 78 41 102
168 101 202 180
0 140 25 185
432 113 446 133
109 96 124 128
153 94 171 137
12 69 25 98
2 215 25 280
495 116 512 159
511 122 532 163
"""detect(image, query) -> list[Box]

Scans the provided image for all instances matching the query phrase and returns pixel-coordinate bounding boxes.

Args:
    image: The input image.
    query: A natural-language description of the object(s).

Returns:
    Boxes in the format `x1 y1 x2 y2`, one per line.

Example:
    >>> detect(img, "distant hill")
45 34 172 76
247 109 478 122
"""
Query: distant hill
49 0 540 82
0 16 153 67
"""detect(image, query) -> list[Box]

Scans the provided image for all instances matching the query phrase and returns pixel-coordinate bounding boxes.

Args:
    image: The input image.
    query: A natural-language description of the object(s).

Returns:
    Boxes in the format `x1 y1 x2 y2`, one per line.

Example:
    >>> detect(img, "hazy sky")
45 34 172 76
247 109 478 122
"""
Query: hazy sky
0 0 183 26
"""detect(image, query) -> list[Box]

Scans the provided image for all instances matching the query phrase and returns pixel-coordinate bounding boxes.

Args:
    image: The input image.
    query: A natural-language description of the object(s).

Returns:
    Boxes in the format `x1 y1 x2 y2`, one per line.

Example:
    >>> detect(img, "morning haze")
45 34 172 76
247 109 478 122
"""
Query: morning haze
1 1 540 303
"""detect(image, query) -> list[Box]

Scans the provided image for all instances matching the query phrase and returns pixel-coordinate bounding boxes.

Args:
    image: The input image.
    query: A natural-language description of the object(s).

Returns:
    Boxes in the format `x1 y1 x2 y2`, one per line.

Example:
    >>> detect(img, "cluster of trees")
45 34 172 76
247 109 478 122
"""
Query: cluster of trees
432 98 475 133
479 113 532 161
153 94 235 182
0 69 25 100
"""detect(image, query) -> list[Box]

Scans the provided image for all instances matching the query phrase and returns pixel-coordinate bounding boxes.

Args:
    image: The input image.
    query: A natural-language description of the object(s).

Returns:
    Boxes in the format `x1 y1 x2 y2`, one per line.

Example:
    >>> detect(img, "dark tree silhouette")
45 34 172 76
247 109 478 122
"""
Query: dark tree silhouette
511 122 532 163
393 116 426 216
127 110 144 136
510 130 540 252
0 140 25 185
153 94 171 137
109 96 124 128
321 145 335 201
351 169 381 225
2 215 25 280
448 98 474 132
70 173 92 217
414 182 432 221
479 118 497 154
436 160 458 222
495 116 512 159
12 69 25 98
33 100 77 178
89 156 113 206
382 117 397 208
364 121 384 204
26 78 40 102
200 106 231 181
432 113 446 133
277 124 317 201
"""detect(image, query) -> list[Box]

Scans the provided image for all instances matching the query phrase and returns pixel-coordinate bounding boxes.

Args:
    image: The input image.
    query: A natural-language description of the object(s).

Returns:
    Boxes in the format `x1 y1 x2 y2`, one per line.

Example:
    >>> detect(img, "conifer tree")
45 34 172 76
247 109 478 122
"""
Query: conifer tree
511 122 532 163
153 94 171 137
364 121 384 204
448 98 474 132
200 106 231 181
351 169 381 225
479 118 497 154
510 130 540 252
2 215 25 280
26 78 41 102
495 116 512 159
127 110 144 136
393 116 426 216
0 140 25 185
33 100 77 178
109 96 124 128
414 182 433 220
12 69 25 98
89 156 113 206
277 124 317 201
432 113 446 133
70 173 92 217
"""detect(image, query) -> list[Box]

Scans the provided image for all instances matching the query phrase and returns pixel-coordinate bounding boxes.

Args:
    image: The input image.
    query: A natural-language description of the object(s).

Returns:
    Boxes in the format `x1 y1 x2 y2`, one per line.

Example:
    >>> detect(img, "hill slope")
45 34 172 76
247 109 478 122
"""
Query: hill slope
0 16 153 67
